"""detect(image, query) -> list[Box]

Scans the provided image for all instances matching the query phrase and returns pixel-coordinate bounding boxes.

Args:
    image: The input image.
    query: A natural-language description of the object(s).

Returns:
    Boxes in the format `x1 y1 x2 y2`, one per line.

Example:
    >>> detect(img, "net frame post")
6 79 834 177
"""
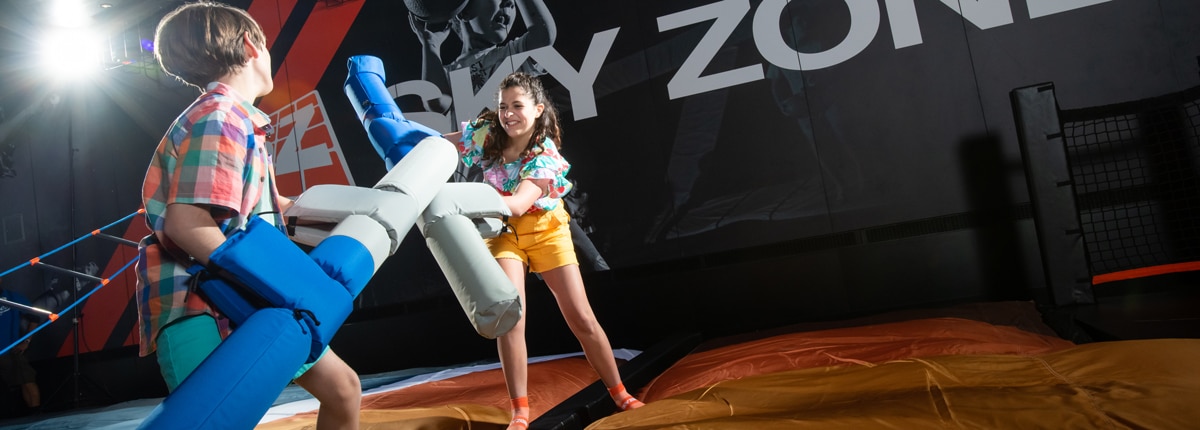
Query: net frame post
1011 83 1095 306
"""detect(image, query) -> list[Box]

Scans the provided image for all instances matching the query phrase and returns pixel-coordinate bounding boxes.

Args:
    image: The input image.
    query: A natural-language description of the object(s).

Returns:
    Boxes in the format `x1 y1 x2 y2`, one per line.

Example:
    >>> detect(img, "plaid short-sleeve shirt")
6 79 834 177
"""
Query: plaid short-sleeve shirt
135 82 282 357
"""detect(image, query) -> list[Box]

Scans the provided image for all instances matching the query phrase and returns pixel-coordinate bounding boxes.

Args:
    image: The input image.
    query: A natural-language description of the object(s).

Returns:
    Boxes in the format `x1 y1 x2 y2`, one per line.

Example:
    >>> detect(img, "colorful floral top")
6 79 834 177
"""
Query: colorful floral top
136 82 281 357
459 119 573 213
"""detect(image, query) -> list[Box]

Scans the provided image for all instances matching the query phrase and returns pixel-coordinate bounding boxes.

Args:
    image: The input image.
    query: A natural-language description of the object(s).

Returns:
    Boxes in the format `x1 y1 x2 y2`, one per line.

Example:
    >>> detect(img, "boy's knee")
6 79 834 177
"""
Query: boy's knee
325 362 361 400
332 377 362 411
341 370 362 395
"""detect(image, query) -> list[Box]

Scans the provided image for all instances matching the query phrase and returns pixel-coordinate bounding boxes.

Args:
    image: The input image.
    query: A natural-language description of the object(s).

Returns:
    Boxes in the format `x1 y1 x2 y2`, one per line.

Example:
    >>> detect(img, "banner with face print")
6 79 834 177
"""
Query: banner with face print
300 0 1193 271
5 0 1197 358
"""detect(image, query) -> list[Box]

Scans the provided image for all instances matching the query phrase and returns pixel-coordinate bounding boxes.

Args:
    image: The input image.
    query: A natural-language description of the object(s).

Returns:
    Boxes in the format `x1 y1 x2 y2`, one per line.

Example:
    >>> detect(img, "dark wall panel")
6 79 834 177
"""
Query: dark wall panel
0 0 1197 366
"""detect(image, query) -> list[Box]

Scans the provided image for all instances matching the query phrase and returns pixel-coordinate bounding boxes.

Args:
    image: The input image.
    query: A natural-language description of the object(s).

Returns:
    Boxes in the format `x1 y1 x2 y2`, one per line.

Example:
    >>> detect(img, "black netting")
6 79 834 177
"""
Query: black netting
1060 88 1200 275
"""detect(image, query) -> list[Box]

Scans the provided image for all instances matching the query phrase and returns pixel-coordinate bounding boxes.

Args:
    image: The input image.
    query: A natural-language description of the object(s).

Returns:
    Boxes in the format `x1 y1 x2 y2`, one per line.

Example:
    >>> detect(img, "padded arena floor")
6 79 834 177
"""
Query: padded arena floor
0 349 640 430
3 298 1198 429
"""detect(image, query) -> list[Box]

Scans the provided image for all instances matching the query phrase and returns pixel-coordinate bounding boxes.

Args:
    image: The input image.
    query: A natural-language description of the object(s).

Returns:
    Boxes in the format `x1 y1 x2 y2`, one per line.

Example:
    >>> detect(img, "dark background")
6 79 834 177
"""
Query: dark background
0 0 1196 415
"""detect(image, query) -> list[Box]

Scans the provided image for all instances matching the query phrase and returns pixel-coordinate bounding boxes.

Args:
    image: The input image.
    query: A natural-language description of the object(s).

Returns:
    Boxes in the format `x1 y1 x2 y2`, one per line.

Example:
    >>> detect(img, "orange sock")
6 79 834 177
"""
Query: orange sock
509 397 530 430
608 383 645 411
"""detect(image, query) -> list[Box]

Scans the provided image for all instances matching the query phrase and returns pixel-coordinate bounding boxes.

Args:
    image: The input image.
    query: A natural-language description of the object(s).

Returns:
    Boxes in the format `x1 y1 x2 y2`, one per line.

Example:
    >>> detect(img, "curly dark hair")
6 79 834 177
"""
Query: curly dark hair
477 72 562 165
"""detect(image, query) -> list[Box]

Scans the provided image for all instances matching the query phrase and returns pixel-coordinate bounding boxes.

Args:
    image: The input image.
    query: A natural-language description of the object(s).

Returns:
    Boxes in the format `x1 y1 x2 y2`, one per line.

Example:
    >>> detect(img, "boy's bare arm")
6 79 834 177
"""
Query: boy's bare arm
277 196 295 214
163 203 228 265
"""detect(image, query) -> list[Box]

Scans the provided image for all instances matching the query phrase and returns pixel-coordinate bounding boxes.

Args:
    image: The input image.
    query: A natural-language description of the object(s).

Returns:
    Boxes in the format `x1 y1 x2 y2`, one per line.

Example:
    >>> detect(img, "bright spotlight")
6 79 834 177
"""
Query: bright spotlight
49 0 91 28
40 27 105 82
39 0 104 82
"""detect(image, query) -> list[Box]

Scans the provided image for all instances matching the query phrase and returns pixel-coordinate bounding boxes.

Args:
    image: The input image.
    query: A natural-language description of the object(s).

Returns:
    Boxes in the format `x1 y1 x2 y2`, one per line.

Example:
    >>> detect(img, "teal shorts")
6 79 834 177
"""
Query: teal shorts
156 314 326 392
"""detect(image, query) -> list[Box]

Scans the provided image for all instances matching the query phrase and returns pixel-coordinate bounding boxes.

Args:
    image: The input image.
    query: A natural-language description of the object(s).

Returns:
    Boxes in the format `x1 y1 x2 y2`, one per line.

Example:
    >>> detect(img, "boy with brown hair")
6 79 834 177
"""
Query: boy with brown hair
136 2 360 428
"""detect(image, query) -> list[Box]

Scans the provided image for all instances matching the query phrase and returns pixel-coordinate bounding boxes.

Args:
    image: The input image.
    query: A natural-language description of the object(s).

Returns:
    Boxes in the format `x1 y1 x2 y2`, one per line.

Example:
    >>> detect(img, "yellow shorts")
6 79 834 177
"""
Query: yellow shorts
487 205 578 273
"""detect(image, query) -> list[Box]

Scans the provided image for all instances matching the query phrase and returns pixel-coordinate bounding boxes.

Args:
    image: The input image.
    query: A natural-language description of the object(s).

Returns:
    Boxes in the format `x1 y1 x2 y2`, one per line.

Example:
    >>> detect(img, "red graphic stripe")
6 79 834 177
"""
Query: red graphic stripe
58 217 150 357
259 1 366 114
248 0 299 49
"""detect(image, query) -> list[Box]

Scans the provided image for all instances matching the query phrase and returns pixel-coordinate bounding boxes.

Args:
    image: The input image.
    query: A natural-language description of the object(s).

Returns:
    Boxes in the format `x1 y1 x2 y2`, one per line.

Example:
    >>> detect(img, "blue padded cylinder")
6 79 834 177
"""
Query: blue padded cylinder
137 308 309 430
191 272 259 327
367 118 417 169
205 217 354 362
344 55 439 168
309 235 376 298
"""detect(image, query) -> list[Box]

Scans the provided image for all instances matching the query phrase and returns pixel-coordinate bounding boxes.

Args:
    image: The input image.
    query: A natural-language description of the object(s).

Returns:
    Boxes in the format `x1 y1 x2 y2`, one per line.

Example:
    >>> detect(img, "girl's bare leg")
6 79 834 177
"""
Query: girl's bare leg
496 258 532 429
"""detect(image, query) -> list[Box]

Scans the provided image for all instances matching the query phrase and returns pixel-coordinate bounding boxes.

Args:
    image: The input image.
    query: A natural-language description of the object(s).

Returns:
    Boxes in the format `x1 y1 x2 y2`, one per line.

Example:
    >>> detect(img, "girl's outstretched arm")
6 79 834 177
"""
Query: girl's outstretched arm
503 178 552 216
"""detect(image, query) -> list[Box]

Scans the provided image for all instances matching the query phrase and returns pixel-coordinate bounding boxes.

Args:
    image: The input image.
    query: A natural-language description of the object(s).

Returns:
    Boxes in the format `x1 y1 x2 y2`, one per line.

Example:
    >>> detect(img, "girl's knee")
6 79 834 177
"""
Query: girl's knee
502 319 528 339
568 316 602 338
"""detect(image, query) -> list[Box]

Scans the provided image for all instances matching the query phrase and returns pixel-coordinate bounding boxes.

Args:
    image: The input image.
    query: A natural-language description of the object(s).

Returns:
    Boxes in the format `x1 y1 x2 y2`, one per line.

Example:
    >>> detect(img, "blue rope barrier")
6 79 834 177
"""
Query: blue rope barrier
0 208 144 355
0 254 140 356
0 208 143 279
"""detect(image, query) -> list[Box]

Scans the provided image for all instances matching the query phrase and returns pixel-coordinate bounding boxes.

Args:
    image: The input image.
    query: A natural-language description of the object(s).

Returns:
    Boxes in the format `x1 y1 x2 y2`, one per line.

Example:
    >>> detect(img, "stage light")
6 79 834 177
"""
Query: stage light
39 27 105 82
38 0 104 82
49 0 91 28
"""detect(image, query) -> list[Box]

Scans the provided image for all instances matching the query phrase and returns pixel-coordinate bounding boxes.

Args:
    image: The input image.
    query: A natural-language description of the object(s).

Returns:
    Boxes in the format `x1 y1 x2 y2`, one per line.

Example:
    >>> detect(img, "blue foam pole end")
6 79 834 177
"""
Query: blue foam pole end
137 308 309 430
345 54 439 168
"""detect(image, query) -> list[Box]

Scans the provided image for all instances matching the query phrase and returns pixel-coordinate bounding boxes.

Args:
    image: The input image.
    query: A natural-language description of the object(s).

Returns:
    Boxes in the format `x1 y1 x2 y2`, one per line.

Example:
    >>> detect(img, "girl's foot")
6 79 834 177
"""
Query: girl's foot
616 395 645 411
507 416 529 430
508 396 530 430
608 383 645 411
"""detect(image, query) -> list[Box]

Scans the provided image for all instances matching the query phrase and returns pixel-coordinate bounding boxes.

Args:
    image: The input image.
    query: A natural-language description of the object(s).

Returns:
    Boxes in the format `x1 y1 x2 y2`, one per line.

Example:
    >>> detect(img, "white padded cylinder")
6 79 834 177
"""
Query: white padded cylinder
289 225 331 248
286 185 420 254
418 184 520 339
326 214 391 273
373 135 459 210
423 183 512 220
422 213 522 339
